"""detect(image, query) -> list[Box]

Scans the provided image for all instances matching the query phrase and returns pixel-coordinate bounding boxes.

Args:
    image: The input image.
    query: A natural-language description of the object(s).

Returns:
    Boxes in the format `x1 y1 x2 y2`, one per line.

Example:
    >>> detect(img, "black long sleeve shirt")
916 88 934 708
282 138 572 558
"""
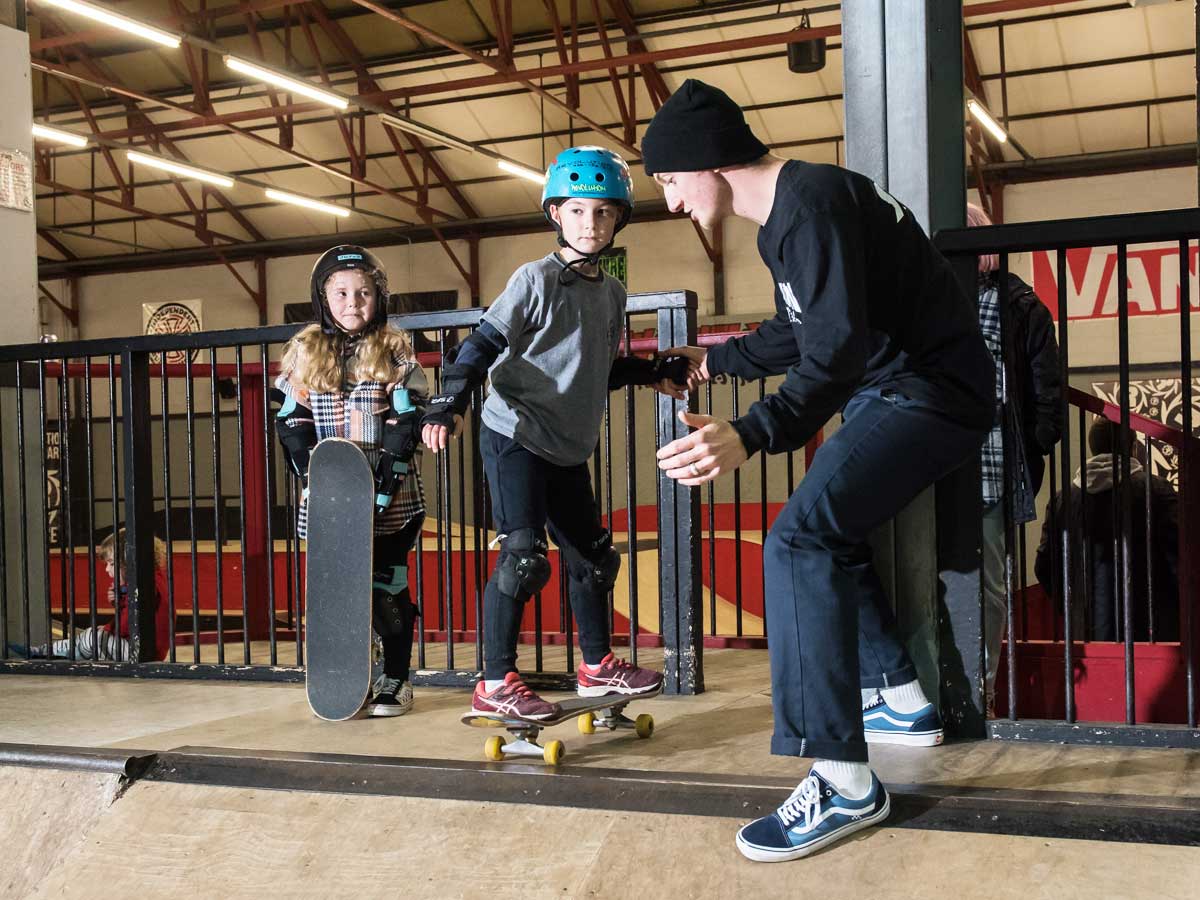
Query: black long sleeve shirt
707 160 994 456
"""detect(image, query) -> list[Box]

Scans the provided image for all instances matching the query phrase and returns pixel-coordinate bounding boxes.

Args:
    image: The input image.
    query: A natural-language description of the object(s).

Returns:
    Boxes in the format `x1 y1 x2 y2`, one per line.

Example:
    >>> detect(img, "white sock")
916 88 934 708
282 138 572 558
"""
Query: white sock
880 679 929 714
484 679 505 692
861 687 880 708
811 760 874 801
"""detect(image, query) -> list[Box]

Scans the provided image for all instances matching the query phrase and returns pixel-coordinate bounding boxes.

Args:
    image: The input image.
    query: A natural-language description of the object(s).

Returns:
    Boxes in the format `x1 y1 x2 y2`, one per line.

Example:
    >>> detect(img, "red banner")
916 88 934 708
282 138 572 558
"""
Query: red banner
1031 243 1200 321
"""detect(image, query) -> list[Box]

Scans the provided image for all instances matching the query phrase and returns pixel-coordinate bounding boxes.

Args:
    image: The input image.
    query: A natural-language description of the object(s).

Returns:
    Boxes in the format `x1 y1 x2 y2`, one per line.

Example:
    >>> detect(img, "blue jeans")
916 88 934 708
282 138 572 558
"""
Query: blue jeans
764 385 988 762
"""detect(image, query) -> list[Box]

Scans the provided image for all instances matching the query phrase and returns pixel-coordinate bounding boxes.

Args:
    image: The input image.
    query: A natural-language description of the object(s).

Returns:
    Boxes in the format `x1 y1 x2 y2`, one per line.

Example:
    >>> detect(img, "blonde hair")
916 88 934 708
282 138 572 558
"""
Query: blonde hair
966 202 1000 275
100 528 168 572
281 323 416 394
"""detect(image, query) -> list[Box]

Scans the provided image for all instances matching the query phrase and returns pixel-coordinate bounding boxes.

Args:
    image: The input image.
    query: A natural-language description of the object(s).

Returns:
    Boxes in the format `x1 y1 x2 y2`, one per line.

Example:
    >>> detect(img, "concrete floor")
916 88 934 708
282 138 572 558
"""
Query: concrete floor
3 650 1199 898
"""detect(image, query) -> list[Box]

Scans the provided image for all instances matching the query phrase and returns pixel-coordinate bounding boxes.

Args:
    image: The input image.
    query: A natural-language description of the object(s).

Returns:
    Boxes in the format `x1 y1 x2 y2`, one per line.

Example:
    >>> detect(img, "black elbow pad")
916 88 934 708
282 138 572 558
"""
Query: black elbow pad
272 389 317 482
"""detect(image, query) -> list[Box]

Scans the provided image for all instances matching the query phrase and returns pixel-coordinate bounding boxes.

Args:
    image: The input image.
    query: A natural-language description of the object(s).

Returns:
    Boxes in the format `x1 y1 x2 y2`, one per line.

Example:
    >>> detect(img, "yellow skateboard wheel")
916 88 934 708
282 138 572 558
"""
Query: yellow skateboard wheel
577 712 596 735
634 713 654 739
543 740 565 765
484 735 506 761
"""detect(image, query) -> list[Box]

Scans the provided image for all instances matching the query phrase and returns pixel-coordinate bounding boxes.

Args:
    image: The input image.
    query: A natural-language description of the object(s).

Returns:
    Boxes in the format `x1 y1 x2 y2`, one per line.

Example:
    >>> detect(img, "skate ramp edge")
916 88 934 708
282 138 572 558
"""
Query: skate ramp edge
0 745 151 899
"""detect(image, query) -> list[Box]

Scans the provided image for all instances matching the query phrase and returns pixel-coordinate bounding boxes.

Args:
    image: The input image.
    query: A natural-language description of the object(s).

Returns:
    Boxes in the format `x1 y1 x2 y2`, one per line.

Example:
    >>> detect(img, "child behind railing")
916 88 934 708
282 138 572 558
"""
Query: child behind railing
11 528 171 661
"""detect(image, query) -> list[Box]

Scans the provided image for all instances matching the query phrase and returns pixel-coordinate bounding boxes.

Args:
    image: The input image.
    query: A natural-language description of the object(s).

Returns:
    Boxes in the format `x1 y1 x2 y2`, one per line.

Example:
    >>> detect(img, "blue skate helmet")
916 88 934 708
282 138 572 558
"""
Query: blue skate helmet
541 146 634 234
540 147 634 282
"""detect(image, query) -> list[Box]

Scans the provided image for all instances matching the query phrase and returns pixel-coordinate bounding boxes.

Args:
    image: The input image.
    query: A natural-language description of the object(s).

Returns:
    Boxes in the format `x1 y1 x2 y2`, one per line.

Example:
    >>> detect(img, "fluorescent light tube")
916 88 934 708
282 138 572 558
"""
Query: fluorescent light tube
40 0 182 48
497 159 547 184
967 99 1008 144
126 150 235 189
225 57 350 110
32 123 89 148
264 188 351 217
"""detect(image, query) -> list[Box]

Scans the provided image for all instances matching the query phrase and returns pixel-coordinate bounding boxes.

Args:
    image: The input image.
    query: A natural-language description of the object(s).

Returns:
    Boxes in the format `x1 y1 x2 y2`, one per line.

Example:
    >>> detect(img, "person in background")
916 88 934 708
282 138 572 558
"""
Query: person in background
967 202 1063 716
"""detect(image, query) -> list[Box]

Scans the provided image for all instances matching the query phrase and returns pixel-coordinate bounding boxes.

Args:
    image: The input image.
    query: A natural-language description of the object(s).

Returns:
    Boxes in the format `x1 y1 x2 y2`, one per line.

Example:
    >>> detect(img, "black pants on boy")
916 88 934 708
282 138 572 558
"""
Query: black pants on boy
373 515 422 682
479 425 619 680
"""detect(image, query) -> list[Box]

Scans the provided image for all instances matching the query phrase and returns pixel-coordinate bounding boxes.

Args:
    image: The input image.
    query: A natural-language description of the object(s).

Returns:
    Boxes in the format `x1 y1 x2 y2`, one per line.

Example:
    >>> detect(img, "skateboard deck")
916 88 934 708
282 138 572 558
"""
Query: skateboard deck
305 438 375 721
461 685 662 764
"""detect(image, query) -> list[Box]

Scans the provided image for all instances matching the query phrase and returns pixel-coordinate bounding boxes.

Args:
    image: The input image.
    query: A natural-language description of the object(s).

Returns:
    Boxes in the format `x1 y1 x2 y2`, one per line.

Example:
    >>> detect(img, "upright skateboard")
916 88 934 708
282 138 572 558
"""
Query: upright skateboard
305 438 375 721
461 686 661 764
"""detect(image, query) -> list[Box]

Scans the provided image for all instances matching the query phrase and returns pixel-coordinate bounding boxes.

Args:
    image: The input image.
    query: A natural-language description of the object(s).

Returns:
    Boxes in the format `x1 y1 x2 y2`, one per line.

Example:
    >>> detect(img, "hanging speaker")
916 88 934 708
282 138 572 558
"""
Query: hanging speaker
787 13 826 74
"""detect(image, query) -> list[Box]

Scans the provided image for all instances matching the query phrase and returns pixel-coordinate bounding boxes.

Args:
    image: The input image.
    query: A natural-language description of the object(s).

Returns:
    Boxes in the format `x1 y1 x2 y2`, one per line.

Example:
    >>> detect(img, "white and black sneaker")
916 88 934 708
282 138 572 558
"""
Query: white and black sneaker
735 771 891 862
367 676 413 717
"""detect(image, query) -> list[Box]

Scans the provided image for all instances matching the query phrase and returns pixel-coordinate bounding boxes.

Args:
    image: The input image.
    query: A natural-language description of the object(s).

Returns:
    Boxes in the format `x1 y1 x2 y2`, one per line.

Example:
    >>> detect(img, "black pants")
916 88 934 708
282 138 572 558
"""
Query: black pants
764 386 989 762
479 425 613 679
374 516 422 681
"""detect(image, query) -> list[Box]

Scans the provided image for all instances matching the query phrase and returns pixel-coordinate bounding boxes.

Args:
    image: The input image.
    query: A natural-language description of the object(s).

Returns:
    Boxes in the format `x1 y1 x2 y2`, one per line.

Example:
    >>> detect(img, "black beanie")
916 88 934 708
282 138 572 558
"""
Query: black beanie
641 79 769 175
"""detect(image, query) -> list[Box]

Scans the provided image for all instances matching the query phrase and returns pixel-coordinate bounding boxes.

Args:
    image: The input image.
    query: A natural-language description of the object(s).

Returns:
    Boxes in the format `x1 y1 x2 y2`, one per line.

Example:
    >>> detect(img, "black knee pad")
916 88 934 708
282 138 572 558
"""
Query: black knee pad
566 532 621 593
495 528 552 597
372 564 417 637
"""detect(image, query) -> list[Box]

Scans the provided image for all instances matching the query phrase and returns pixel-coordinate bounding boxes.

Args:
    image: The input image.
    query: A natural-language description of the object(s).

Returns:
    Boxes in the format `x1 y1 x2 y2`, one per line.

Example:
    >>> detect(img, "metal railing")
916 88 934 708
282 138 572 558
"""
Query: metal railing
937 208 1199 744
0 291 708 694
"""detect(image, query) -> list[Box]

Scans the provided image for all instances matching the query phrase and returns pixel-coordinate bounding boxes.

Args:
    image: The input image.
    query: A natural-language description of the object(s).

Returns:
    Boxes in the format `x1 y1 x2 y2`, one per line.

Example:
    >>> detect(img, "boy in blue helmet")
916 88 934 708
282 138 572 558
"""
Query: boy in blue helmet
420 147 694 719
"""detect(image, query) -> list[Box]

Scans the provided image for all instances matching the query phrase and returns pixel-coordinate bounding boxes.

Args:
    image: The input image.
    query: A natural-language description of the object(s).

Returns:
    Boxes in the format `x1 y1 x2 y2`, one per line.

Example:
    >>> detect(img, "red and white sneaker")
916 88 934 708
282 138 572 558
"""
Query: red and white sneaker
576 653 664 698
471 672 561 721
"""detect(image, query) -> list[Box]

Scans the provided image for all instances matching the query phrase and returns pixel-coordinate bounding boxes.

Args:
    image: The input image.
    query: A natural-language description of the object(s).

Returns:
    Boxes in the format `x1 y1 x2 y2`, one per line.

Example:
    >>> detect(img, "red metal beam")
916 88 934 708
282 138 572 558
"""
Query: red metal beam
75 50 268 243
56 69 132 205
240 5 297 149
963 27 1002 164
541 0 579 108
38 282 80 327
37 228 78 261
607 0 670 109
305 1 479 220
489 0 514 70
590 0 635 145
295 4 363 177
32 59 455 223
346 0 639 155
40 177 244 245
169 0 213 114
373 23 842 100
46 23 845 139
214 250 267 316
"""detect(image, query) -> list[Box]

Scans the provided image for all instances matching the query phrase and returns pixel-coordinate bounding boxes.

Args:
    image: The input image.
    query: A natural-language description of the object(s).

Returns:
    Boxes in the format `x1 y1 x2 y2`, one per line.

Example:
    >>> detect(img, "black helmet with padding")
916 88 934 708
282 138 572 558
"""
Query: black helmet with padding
309 245 389 335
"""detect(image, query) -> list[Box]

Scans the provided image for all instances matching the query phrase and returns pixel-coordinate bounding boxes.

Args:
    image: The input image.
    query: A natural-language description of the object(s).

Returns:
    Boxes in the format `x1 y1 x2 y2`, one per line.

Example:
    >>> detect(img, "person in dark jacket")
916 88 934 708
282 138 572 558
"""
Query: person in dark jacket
968 203 1063 714
644 79 994 863
1035 417 1179 643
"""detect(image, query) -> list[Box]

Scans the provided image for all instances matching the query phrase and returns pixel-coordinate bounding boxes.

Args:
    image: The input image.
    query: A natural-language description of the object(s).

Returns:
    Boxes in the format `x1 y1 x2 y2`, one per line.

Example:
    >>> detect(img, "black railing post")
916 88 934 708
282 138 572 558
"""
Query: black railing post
651 291 702 695
121 349 157 663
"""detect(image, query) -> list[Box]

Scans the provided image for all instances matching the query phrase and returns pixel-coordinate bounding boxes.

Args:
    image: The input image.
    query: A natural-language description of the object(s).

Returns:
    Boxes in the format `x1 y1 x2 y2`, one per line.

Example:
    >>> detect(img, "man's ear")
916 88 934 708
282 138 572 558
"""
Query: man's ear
547 203 562 225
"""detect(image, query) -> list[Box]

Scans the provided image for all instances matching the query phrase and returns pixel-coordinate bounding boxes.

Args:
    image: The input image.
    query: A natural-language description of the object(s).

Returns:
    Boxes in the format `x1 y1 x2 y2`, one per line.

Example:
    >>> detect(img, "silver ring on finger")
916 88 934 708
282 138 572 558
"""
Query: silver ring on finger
688 462 701 477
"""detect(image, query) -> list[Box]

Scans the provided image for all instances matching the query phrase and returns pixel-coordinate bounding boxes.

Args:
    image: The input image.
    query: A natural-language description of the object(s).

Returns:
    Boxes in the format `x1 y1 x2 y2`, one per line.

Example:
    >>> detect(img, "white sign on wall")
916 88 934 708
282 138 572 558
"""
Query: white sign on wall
0 148 33 213
143 300 204 364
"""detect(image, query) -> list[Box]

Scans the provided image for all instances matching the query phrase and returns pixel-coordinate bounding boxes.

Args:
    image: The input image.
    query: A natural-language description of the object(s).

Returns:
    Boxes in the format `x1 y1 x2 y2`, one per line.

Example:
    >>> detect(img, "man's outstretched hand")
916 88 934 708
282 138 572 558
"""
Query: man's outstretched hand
657 410 748 486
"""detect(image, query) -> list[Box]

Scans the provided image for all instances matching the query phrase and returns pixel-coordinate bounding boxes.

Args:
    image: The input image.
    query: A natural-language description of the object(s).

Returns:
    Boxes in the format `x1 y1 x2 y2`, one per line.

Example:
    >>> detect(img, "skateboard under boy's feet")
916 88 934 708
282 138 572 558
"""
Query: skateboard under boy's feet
461 685 661 764
305 438 375 722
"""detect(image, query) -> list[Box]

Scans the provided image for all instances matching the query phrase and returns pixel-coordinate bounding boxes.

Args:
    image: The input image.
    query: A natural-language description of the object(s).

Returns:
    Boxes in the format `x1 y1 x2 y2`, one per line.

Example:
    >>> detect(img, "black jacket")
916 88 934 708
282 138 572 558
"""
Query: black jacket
1034 457 1180 642
707 161 994 456
991 270 1063 502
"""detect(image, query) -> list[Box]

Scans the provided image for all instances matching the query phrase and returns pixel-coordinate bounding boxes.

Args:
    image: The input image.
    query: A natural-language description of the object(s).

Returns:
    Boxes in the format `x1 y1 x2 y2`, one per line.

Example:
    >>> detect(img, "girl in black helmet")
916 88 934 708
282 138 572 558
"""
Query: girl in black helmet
274 245 428 716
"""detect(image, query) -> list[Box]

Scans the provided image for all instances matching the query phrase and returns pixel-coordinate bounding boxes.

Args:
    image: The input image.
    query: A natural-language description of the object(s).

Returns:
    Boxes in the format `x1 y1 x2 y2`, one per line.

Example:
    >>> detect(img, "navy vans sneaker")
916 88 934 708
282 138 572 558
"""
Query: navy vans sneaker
735 772 890 862
862 693 944 746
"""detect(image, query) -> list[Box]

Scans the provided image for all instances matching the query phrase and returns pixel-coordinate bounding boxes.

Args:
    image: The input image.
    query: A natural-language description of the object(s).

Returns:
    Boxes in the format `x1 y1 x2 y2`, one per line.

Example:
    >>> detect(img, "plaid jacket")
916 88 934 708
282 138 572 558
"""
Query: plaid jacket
276 352 427 539
978 280 1005 509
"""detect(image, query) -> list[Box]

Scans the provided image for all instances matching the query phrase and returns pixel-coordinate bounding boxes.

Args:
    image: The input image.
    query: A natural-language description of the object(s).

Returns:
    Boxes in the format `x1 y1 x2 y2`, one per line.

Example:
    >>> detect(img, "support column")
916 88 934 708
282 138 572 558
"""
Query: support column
842 1 984 737
0 9 49 657
0 6 38 342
